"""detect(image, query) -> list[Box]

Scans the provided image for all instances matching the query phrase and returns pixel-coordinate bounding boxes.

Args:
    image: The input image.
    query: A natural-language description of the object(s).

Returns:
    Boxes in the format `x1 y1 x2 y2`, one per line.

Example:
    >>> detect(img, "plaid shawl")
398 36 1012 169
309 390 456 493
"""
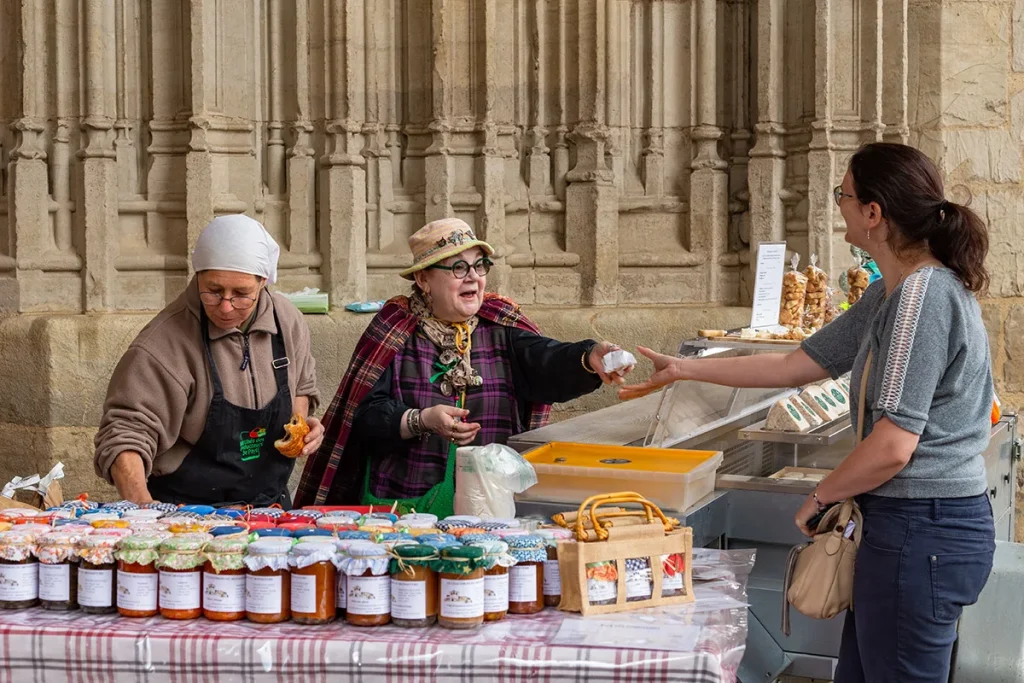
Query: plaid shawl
294 293 551 507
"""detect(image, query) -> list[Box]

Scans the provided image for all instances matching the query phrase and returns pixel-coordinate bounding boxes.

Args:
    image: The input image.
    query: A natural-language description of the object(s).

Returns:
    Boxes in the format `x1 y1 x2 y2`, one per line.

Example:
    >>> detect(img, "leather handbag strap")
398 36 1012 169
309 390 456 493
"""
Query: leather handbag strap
856 350 873 444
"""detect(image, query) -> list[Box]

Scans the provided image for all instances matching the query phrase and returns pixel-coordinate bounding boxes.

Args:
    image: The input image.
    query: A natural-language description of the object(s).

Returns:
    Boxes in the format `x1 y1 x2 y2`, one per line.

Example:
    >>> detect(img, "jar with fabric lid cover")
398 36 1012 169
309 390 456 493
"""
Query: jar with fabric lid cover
536 529 574 607
76 534 118 614
156 533 209 620
466 540 516 622
332 539 374 617
338 542 391 627
0 531 40 609
389 544 439 627
288 538 337 624
115 533 164 617
203 535 248 621
35 531 81 611
506 535 546 615
437 546 488 630
243 538 293 623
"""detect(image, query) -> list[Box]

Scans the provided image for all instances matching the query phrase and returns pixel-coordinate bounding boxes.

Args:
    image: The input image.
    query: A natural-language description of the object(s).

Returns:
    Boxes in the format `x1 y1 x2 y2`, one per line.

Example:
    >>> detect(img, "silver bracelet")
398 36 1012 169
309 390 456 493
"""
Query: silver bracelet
407 409 424 438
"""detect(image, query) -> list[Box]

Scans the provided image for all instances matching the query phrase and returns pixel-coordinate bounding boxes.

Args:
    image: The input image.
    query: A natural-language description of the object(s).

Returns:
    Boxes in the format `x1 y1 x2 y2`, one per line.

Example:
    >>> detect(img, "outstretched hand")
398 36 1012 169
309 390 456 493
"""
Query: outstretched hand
617 346 683 401
587 342 636 385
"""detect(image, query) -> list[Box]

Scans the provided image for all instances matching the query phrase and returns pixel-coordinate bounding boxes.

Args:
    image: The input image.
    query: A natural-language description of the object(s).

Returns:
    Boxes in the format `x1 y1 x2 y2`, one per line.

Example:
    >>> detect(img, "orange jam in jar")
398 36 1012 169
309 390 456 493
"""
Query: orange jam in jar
437 546 487 630
203 536 248 621
115 533 164 618
288 538 337 625
156 533 209 620
243 538 293 624
389 544 439 628
339 543 391 627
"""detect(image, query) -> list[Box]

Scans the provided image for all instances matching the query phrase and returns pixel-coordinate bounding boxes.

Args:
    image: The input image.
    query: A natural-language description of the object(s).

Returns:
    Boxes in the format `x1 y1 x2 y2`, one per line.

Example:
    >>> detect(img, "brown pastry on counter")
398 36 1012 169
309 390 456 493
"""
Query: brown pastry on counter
847 265 870 305
274 414 310 457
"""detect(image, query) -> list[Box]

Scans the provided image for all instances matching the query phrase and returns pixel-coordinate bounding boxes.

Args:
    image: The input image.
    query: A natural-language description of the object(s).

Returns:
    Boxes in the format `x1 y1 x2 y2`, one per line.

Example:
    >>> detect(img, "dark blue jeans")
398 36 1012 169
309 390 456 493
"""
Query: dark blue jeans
834 494 995 683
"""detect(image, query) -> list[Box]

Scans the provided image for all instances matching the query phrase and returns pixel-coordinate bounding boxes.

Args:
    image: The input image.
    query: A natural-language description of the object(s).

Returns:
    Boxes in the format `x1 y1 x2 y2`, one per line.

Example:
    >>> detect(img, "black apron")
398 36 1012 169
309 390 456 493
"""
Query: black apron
147 305 296 508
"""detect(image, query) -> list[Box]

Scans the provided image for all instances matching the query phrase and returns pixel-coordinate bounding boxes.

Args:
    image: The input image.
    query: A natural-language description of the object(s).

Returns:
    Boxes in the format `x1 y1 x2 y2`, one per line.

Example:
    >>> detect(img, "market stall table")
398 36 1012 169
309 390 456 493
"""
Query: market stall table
0 549 752 683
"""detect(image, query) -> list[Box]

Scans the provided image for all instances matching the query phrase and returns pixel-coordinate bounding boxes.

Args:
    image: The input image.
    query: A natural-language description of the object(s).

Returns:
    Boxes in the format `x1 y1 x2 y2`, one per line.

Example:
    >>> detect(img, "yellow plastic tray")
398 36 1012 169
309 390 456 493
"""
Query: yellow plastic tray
519 442 724 512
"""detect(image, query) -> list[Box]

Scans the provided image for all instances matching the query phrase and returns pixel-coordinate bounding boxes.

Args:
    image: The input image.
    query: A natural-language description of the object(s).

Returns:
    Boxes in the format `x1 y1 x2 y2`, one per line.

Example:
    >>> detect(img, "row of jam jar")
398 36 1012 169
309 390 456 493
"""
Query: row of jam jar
0 528 574 627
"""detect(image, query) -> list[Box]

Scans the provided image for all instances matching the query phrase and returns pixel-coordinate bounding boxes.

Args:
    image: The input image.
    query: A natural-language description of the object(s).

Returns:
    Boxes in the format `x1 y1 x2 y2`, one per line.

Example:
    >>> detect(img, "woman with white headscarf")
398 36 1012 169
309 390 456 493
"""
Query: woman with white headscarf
94 215 323 507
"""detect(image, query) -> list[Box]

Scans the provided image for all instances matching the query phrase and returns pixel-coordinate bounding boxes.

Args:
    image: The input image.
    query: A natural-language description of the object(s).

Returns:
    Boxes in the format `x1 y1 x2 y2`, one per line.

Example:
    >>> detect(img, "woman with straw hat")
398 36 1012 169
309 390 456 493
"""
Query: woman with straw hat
296 218 631 515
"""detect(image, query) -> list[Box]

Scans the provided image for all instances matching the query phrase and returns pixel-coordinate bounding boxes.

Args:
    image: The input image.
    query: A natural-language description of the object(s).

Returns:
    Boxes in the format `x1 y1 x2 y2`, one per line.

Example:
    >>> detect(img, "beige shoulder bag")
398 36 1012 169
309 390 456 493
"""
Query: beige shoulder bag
781 352 871 636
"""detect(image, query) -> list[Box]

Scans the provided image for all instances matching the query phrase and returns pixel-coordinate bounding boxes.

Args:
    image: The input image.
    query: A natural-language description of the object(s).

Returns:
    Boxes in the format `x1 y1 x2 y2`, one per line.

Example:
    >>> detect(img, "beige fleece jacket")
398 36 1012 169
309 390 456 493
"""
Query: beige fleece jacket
94 278 320 483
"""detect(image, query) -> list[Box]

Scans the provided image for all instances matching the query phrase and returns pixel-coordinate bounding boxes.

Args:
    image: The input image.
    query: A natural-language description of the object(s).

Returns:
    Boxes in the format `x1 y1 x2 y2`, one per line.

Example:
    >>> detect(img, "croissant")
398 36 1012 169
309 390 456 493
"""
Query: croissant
274 414 309 458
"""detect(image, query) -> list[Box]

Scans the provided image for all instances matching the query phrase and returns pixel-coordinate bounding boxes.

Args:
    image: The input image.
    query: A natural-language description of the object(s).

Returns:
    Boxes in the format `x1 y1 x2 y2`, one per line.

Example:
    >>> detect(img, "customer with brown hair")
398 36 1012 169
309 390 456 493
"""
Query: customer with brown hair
622 143 994 682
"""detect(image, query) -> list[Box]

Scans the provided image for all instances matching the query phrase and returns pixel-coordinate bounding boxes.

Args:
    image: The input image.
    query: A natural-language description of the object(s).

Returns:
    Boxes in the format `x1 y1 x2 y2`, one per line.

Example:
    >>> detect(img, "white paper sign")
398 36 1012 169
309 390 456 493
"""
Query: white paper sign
750 241 788 329
552 616 701 652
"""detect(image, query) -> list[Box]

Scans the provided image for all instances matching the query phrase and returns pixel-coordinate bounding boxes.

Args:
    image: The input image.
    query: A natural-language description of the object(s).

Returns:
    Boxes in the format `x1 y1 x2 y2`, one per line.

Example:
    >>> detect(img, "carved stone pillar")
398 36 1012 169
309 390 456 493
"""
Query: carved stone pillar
806 0 838 270
286 0 316 259
689 0 728 303
425 0 454 224
748 0 786 253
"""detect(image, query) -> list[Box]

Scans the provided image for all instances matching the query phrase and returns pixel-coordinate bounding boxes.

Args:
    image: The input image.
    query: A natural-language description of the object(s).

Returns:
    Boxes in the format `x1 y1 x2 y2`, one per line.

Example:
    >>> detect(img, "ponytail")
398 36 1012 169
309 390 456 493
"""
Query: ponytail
930 200 989 294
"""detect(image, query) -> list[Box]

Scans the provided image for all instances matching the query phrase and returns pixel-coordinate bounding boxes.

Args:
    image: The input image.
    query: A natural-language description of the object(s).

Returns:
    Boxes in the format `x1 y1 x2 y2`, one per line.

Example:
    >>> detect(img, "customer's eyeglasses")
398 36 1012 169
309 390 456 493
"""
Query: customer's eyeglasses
833 185 856 207
428 258 493 279
199 291 259 310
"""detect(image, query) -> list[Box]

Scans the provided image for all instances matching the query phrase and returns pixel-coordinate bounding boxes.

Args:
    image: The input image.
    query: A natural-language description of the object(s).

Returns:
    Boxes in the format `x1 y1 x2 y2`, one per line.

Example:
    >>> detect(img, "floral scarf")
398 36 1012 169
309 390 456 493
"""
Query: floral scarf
409 289 483 397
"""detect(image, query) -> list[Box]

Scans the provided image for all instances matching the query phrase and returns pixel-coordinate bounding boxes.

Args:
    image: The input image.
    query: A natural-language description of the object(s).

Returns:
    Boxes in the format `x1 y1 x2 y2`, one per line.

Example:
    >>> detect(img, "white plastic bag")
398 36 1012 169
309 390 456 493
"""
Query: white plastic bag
454 444 539 518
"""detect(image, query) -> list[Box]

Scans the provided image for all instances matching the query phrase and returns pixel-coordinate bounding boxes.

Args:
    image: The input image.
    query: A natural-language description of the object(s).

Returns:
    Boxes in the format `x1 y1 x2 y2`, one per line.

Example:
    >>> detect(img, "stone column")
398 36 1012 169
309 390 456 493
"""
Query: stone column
319 0 367 304
185 0 216 247
805 0 837 271
882 0 909 144
286 0 316 258
565 1 618 306
424 0 454 223
689 0 729 302
747 0 786 253
80 0 119 311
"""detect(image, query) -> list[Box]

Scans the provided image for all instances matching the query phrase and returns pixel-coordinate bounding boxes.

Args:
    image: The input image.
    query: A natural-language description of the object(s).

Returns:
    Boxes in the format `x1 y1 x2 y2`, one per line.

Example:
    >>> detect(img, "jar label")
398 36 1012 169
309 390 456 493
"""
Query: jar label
347 575 390 616
159 571 201 610
0 562 38 602
291 573 317 615
78 568 114 607
117 570 157 611
39 563 70 602
484 572 508 614
542 559 561 596
245 574 283 615
203 573 245 613
509 564 537 603
626 563 653 600
390 578 427 620
336 573 347 609
587 578 616 603
440 577 484 619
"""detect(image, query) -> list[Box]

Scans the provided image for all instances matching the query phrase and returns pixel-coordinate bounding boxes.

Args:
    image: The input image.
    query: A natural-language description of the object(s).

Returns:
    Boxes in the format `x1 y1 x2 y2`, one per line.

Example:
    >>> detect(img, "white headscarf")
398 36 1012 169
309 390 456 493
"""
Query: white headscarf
191 215 280 284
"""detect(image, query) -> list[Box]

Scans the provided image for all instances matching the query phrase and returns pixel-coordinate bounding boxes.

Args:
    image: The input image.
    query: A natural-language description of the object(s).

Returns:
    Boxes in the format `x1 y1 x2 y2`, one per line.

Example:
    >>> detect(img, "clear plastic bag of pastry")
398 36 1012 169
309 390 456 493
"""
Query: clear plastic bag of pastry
847 257 870 306
823 286 840 324
801 254 828 329
779 254 807 328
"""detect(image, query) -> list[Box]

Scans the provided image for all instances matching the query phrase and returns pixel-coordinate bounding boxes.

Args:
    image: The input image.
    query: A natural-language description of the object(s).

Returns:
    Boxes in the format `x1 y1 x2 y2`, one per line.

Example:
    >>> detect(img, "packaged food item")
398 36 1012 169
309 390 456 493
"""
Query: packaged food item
389 544 439 628
243 538 293 623
338 542 391 627
847 261 870 305
536 528 573 607
505 535 545 615
625 557 653 602
779 254 808 328
289 539 337 625
115 533 164 617
803 254 828 329
121 509 164 522
661 553 686 597
0 531 40 609
156 533 209 620
765 397 813 432
36 531 80 611
467 540 515 622
396 513 438 530
585 560 618 606
77 534 119 614
203 536 248 621
437 546 487 629
823 286 840 324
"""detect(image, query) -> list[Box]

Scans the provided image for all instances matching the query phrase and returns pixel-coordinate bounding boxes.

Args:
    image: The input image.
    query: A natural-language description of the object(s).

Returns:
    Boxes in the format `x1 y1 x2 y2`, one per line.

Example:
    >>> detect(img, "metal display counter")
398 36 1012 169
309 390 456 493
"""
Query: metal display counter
511 337 1019 682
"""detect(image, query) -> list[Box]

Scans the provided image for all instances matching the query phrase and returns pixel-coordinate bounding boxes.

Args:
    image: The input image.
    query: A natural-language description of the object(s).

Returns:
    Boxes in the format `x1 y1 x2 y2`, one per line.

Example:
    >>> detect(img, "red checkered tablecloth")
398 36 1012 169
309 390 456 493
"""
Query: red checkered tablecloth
0 549 752 683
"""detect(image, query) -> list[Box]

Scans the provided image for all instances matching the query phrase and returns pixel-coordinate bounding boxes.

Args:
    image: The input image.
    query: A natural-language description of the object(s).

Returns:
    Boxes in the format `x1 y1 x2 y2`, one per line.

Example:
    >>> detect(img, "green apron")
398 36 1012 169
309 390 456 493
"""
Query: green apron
361 358 465 517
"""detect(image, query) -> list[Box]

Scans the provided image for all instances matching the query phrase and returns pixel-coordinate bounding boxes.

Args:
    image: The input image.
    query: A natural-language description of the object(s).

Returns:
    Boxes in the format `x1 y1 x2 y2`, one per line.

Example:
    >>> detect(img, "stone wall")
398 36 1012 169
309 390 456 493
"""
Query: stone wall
1 0 1022 523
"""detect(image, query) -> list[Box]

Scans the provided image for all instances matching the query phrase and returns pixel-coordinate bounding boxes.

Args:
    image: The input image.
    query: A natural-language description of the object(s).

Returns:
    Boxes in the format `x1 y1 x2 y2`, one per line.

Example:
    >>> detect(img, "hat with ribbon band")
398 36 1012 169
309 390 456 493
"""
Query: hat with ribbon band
399 218 494 280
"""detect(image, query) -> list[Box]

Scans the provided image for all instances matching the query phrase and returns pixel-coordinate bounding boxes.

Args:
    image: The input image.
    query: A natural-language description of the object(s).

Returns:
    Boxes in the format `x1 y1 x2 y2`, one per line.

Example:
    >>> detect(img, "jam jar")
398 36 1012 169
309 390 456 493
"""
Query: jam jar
156 533 209 620
288 538 337 625
115 533 164 617
339 543 391 627
0 530 40 609
506 535 546 615
76 534 119 614
389 544 439 627
536 529 574 608
585 560 618 606
244 538 293 623
437 546 487 630
466 540 515 622
203 536 248 621
660 553 687 597
35 531 80 611
332 539 375 618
